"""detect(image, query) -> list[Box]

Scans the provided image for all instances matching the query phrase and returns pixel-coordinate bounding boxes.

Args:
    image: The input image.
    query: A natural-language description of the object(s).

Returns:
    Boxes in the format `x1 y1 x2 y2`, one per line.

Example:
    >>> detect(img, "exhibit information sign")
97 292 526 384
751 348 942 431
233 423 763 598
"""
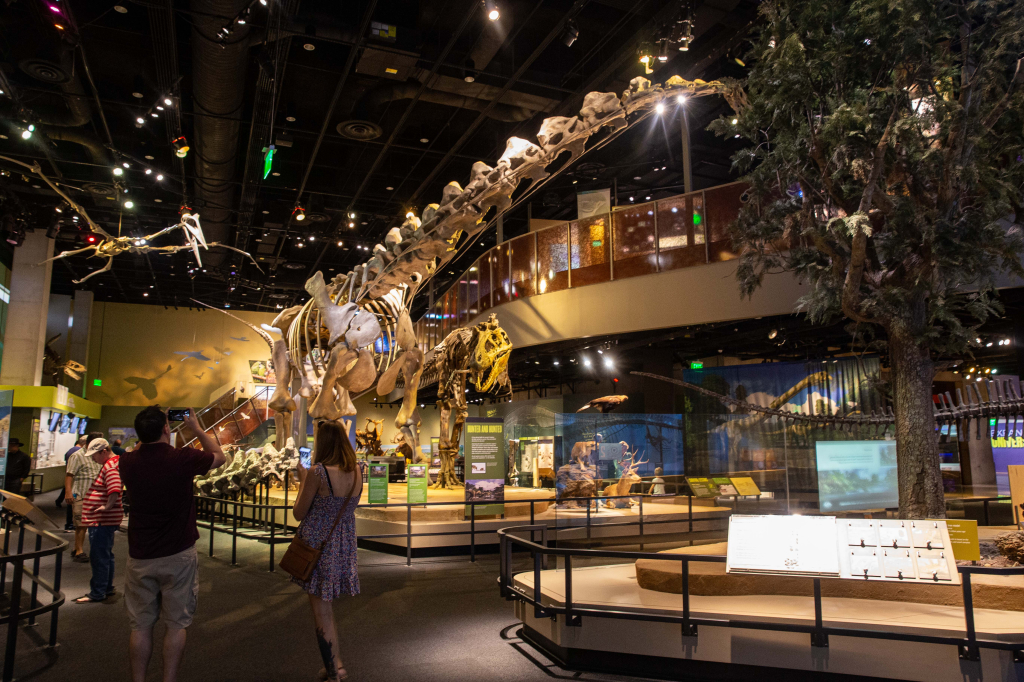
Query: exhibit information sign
1010 464 1024 525
816 440 899 512
727 515 841 576
685 477 717 497
368 463 389 504
713 477 738 495
727 515 961 584
407 464 428 504
464 417 505 516
941 519 980 561
730 476 761 496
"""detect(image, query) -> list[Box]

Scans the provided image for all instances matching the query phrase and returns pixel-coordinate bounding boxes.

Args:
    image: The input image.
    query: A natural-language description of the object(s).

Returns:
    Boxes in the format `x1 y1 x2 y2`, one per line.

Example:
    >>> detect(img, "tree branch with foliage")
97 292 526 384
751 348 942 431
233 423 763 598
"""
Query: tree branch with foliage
711 0 1024 518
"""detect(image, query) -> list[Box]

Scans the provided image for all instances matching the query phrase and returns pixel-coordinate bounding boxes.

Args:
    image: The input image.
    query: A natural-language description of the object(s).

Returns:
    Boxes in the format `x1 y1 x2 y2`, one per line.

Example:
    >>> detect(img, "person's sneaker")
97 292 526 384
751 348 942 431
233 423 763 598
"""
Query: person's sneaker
73 553 89 563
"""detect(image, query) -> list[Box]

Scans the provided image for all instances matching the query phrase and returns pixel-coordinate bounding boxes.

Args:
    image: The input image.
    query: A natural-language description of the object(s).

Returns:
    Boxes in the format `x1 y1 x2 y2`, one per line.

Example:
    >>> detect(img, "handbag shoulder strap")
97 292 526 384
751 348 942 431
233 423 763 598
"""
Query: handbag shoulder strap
315 469 360 551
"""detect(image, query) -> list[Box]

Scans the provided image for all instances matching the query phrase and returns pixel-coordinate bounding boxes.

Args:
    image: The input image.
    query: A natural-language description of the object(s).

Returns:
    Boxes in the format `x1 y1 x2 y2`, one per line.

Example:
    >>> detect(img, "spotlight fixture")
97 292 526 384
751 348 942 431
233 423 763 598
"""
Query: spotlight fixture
405 210 415 219
150 112 159 118
655 102 665 114
676 95 686 104
156 174 164 181
136 117 145 125
293 206 306 221
583 356 592 368
603 357 614 369
122 162 130 169
124 200 134 209
348 222 355 228
658 40 669 62
145 168 152 175
112 167 124 176
768 329 778 339
172 136 190 158
347 211 356 219
560 19 579 47
483 0 499 21
21 126 33 140
163 97 172 106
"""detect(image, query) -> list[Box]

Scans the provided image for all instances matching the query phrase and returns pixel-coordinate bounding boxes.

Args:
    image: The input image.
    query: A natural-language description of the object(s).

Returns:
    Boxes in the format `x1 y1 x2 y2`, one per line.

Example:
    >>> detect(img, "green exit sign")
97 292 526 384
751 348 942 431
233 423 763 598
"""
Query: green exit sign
690 361 703 370
262 145 276 179
93 379 102 387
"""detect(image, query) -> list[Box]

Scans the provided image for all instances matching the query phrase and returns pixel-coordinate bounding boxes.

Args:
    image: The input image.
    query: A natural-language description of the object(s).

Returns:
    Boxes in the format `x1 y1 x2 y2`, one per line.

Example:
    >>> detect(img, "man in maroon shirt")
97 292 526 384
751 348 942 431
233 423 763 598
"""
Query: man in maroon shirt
119 406 224 682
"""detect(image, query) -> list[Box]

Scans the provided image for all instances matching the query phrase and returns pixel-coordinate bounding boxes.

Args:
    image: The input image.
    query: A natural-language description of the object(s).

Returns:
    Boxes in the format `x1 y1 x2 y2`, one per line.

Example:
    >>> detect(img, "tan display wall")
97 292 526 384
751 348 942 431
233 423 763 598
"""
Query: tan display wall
85 302 276 407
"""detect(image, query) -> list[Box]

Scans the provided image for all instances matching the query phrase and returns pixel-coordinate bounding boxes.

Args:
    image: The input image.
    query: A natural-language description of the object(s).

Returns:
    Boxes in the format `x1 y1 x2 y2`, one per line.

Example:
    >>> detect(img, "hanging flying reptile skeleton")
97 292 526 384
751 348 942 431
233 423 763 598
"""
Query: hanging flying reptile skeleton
0 155 261 284
196 75 746 487
633 372 1024 442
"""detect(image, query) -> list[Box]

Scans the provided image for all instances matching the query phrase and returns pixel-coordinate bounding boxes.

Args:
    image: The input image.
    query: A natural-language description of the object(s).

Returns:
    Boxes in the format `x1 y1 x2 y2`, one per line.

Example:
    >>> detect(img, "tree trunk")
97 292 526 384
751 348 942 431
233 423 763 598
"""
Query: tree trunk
886 302 945 519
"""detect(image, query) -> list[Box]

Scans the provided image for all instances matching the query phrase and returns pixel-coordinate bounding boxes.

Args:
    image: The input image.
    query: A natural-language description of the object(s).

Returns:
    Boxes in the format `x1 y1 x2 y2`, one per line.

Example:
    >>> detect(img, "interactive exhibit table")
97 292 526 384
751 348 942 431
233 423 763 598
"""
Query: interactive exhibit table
510 514 1024 681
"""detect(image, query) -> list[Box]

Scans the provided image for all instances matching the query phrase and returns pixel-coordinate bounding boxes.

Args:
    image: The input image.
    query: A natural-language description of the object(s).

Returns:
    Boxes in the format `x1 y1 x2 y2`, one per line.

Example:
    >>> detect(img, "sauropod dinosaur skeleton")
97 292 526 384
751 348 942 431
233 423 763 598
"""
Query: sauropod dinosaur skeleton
199 74 744 476
633 371 1024 441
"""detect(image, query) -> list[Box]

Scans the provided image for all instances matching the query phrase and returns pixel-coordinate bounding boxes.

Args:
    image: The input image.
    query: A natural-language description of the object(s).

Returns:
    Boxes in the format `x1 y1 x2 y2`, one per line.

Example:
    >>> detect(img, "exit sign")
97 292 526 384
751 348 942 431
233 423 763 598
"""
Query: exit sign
690 361 703 370
93 379 102 386
262 145 276 179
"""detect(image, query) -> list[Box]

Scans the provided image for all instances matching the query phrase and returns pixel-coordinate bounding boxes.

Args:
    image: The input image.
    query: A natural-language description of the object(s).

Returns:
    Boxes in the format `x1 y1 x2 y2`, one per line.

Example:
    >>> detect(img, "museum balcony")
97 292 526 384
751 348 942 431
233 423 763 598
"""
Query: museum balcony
412 182 809 350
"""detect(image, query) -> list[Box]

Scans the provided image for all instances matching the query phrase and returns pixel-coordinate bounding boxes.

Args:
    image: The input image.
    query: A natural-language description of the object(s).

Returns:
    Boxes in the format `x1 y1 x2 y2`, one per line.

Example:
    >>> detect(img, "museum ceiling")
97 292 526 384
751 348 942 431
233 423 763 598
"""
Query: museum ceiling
0 0 757 311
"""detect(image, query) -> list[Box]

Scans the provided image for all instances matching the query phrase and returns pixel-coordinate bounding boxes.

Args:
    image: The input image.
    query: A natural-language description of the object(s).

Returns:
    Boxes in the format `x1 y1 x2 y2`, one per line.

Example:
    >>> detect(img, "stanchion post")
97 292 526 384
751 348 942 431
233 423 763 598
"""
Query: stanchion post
639 496 644 551
29 533 41 626
406 504 412 567
269 513 276 573
811 578 828 648
682 558 696 637
586 501 592 541
470 504 476 563
231 502 238 566
4 561 24 682
960 572 980 660
49 548 63 647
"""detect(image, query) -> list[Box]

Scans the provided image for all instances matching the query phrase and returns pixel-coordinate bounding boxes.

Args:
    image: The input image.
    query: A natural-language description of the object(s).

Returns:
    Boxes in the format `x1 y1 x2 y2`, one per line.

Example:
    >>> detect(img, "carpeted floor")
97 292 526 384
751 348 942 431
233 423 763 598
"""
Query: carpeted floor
7 490 649 682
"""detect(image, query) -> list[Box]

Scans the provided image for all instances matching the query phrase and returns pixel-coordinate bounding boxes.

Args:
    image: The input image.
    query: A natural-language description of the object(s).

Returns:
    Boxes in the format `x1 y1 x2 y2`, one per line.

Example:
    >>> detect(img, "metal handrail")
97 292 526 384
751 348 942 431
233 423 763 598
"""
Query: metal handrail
496 524 1024 662
0 509 68 682
192 490 723 570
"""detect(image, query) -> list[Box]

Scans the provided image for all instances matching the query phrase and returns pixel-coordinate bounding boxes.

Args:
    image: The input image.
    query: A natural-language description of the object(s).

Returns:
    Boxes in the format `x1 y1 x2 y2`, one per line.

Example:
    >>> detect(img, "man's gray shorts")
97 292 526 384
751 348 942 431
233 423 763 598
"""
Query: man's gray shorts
124 546 199 631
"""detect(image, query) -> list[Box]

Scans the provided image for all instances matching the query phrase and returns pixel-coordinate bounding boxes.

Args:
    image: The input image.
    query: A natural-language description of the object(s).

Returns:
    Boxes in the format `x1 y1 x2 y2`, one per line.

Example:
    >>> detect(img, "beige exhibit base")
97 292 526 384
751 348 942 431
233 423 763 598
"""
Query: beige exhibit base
265 486 729 550
634 542 1024 612
514 564 1024 681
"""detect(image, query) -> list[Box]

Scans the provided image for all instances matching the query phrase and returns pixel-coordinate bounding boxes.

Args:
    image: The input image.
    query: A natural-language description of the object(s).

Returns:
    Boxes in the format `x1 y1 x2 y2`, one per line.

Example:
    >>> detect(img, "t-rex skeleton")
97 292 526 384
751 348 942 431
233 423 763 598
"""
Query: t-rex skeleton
633 372 1024 441
196 73 742 482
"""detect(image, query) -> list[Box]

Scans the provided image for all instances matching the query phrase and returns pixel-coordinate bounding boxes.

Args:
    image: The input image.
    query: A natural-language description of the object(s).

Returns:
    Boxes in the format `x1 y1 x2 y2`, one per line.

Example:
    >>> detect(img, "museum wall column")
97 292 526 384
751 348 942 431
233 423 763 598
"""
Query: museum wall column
44 294 71 386
67 290 93 396
0 231 54 386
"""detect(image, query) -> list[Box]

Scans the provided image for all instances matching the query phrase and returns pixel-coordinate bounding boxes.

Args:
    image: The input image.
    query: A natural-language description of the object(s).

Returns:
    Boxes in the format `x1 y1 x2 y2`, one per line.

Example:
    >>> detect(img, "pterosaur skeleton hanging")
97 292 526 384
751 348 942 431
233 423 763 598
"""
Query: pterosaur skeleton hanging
195 75 745 488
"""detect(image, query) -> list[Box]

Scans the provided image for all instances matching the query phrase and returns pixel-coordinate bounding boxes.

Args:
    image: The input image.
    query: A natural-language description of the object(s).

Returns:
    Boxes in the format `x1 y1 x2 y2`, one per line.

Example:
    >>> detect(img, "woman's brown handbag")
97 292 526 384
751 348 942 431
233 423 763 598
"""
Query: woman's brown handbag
279 493 355 581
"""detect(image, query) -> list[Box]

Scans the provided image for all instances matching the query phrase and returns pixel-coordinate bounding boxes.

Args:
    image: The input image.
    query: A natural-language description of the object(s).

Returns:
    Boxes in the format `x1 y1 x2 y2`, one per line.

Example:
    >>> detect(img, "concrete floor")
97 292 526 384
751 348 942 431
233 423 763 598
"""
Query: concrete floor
7 490 656 682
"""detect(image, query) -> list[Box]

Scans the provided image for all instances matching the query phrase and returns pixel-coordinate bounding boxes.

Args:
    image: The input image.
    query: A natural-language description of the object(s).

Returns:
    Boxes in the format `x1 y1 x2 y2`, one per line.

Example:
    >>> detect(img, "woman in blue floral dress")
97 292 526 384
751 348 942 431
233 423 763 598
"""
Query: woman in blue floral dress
292 421 363 681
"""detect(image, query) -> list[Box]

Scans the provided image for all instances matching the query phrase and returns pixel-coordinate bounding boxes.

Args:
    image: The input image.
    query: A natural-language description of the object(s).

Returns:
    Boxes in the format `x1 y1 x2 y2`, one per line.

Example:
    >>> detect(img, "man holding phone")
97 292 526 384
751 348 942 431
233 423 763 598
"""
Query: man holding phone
118 406 225 682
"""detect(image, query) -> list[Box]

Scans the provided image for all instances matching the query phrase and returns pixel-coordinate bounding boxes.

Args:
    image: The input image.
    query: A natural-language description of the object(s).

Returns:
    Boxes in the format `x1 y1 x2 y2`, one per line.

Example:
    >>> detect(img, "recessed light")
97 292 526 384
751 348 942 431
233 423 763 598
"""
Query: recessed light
132 92 143 98
262 210 269 214
272 172 280 176
385 186 394 191
420 138 429 143
286 116 296 122
154 199 163 203
145 155 154 160
303 43 315 51
114 5 127 12
0 135 7 140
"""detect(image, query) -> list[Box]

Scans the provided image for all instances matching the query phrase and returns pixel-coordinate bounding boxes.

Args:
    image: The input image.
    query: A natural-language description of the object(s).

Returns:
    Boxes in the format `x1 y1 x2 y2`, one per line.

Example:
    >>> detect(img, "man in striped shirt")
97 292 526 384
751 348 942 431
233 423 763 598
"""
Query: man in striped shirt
75 438 122 604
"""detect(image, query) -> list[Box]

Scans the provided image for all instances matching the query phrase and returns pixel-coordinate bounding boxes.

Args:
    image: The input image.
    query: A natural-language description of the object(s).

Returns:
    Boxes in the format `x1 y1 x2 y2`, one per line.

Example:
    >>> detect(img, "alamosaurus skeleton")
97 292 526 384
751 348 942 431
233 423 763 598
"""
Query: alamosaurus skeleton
633 372 1024 441
199 74 744 488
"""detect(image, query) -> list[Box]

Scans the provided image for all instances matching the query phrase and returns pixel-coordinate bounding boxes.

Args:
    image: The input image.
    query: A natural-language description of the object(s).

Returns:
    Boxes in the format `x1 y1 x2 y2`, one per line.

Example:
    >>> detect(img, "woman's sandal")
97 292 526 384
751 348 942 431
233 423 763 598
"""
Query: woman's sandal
73 595 106 604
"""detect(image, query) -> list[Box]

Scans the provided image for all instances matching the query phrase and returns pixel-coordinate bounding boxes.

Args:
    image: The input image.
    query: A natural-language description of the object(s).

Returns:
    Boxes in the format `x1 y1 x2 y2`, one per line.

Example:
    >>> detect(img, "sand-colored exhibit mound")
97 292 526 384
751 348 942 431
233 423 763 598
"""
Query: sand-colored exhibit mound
635 542 1024 612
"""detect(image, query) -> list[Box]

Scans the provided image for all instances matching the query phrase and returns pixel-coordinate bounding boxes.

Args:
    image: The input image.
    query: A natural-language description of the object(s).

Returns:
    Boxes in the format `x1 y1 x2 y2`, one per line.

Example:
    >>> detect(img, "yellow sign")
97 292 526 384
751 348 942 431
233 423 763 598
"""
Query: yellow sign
730 476 761 496
0 385 102 419
938 519 980 562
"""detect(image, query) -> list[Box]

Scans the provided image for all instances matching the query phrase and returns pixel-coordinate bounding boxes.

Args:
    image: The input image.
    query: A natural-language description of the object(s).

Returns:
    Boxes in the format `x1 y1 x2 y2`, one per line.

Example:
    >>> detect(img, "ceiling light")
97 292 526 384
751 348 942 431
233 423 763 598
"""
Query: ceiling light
164 98 172 106
603 358 614 368
122 162 130 168
731 118 738 125
337 241 343 247
347 211 356 219
124 201 134 209
144 168 152 175
483 0 499 21
560 19 579 47
156 174 164 181
677 95 686 104
286 116 296 122
293 206 306 221
583 357 592 368
150 112 159 118
655 103 665 114
143 292 149 297
405 210 415 219
386 186 394 191
303 43 315 51
132 91 143 98
21 129 31 140
112 167 123 176
114 4 127 12
145 155 154 160
308 235 315 241
348 222 355 228
136 117 145 125
172 136 190 158
768 329 778 339
154 198 162 203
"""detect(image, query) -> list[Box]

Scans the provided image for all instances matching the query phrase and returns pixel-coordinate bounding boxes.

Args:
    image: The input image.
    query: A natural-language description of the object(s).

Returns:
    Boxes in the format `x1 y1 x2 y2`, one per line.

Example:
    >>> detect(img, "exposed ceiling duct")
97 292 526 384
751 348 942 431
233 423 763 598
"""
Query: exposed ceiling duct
13 51 92 128
189 0 253 255
43 128 111 166
465 10 511 74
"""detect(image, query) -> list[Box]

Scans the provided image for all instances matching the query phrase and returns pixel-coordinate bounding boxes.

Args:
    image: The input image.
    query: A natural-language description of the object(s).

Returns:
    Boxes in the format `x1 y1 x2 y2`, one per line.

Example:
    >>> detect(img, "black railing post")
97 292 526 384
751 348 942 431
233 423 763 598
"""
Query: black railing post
269 514 276 573
406 504 412 567
499 532 508 598
682 558 696 637
49 548 63 647
811 578 828 648
565 553 580 626
470 504 476 563
639 496 644 551
28 533 42 626
4 561 24 682
586 501 592 541
533 549 544 619
208 509 215 558
231 502 238 566
688 494 693 533
960 571 980 660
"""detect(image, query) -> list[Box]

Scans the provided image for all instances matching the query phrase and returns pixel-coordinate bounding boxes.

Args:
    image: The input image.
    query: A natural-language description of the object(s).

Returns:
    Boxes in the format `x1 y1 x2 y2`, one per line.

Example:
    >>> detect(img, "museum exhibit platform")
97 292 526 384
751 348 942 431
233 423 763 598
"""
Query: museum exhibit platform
510 562 1024 681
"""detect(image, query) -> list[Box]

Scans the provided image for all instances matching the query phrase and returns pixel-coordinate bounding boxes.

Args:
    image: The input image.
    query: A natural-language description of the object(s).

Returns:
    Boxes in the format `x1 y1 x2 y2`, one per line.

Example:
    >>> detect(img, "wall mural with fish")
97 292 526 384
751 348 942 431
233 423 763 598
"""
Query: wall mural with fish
86 302 276 407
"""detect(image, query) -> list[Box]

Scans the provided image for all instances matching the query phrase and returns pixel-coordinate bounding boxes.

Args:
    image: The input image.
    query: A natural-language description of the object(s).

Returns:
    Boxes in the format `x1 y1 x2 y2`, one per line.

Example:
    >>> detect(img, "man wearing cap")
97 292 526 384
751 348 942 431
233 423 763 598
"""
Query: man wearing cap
74 438 122 603
4 438 32 494
65 438 106 561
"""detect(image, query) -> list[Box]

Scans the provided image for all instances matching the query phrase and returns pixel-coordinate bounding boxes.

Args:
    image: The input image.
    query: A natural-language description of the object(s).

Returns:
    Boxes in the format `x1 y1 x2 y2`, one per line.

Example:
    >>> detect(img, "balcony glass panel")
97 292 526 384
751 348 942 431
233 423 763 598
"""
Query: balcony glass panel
569 215 610 286
536 223 569 295
706 182 746 261
612 204 658 278
508 233 537 299
657 193 707 271
492 243 511 305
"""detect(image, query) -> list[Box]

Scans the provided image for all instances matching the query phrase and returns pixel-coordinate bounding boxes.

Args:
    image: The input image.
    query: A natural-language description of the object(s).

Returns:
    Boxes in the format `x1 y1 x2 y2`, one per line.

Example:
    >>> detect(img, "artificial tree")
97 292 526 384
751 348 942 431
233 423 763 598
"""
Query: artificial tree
713 0 1024 517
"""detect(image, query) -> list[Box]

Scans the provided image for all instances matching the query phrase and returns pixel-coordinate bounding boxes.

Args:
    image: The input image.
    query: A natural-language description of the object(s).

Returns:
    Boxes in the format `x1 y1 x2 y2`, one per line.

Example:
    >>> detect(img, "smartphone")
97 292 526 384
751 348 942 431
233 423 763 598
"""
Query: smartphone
167 409 191 422
299 447 312 469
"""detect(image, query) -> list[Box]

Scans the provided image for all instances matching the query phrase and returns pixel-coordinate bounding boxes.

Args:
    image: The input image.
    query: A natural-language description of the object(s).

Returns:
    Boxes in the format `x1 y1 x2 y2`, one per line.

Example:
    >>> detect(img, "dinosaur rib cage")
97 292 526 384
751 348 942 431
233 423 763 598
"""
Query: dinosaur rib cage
632 372 1024 442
